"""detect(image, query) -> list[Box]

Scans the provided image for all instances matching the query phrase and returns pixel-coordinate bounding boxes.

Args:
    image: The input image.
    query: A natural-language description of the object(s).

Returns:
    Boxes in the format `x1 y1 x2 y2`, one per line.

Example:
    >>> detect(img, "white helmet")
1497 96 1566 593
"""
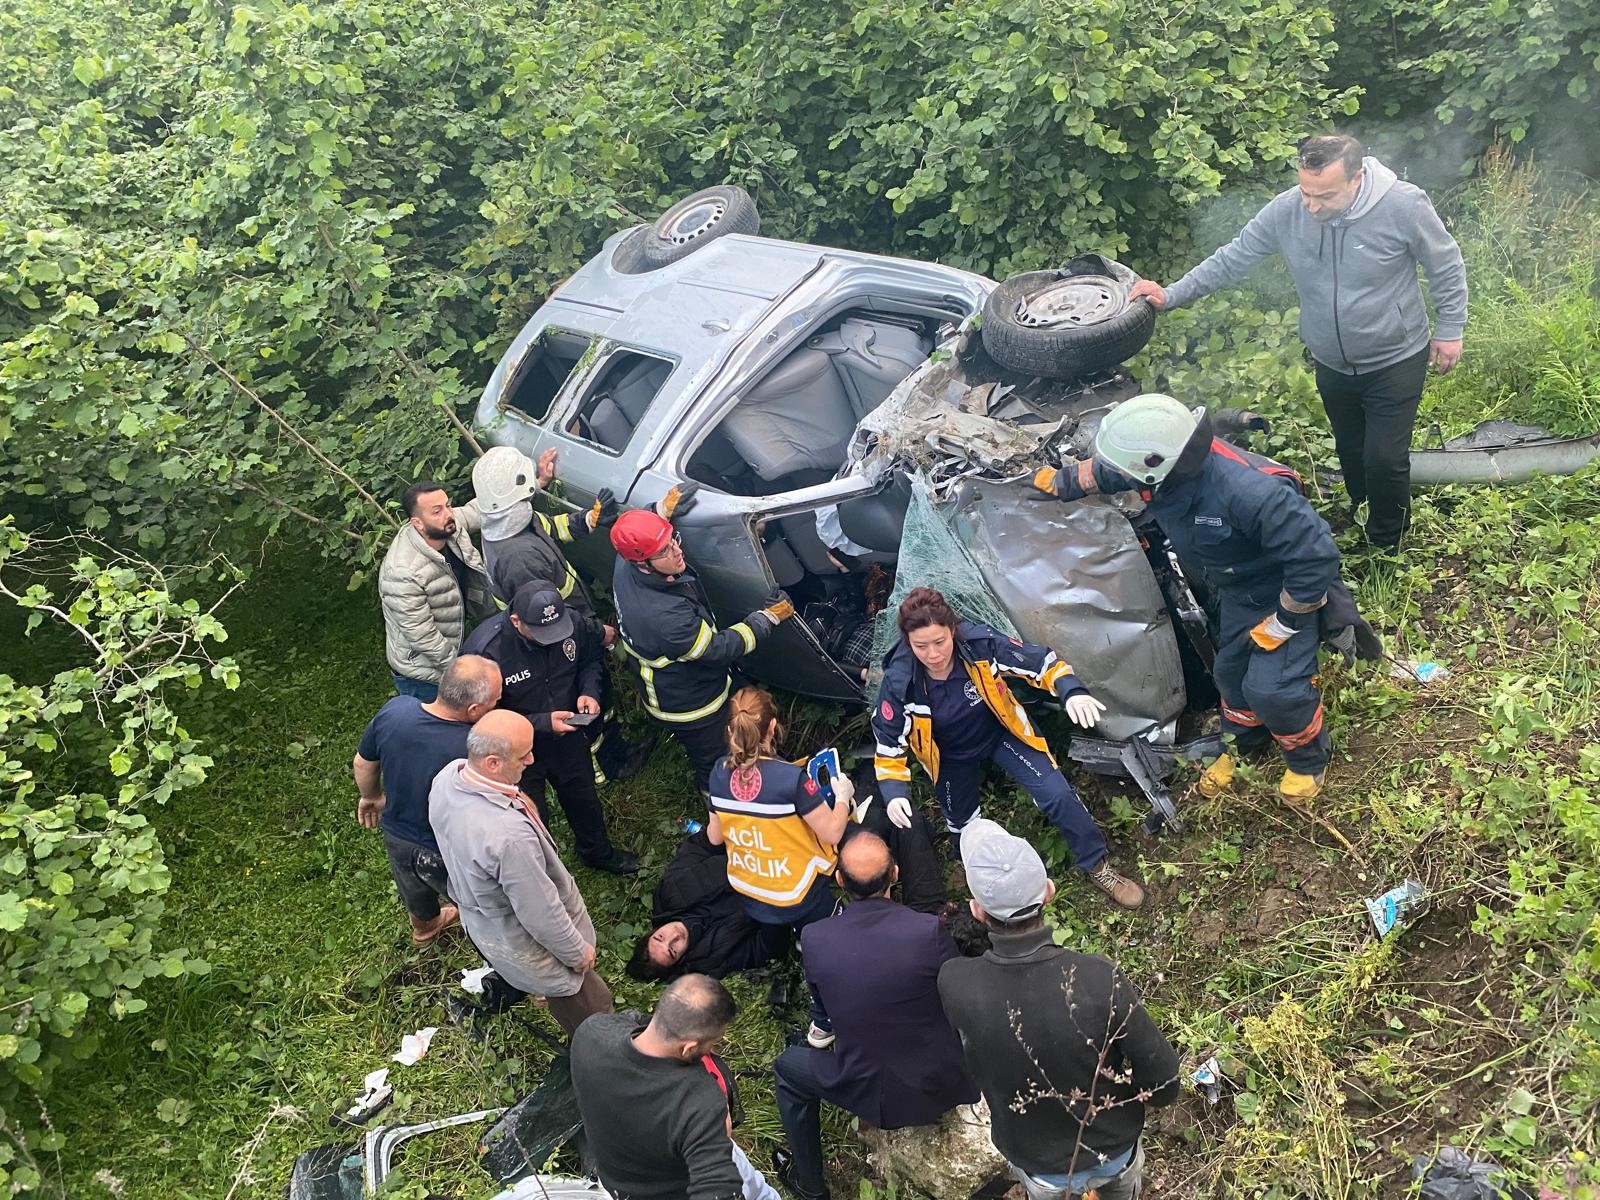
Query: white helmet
472 445 541 514
1093 393 1202 487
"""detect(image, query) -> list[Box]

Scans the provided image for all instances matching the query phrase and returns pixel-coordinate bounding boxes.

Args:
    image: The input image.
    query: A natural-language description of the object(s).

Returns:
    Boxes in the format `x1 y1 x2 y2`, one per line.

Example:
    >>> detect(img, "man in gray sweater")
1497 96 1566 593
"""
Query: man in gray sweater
1132 133 1468 550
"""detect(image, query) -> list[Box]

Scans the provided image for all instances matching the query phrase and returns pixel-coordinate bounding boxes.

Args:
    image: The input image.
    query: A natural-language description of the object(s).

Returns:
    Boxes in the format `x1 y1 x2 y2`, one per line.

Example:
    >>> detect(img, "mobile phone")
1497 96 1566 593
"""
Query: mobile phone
807 747 842 802
564 711 598 727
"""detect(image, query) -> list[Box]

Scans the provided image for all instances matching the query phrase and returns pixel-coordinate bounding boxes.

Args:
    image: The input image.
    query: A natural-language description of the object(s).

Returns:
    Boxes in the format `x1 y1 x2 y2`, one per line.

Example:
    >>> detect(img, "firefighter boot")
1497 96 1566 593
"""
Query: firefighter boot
1278 769 1326 803
1197 754 1235 799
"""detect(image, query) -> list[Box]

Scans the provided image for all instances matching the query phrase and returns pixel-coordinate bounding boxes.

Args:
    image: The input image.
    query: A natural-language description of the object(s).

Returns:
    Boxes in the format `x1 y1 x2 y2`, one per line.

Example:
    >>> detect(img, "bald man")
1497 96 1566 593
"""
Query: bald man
354 654 502 944
428 710 611 1035
772 831 977 1200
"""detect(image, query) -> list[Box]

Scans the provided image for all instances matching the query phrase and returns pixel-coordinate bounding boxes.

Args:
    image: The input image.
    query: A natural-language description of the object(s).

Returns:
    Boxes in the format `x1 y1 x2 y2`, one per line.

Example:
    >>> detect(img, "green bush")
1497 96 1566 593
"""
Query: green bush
0 522 238 1190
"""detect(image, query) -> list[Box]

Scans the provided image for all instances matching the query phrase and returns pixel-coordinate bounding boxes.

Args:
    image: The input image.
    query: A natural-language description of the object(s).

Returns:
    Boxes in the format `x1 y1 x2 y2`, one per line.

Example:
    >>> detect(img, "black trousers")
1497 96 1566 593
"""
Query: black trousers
523 728 615 865
848 803 946 915
1315 346 1429 548
667 703 730 797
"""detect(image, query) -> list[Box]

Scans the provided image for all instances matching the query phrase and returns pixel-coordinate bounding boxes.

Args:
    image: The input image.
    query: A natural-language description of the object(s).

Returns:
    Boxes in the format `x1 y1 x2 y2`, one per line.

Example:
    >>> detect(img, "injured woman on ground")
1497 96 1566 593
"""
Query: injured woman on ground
626 829 794 982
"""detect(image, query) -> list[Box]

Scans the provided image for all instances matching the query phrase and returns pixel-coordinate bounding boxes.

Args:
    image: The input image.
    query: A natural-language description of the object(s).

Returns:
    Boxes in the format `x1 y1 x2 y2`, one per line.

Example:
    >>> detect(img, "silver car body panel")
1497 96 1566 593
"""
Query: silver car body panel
474 224 1200 744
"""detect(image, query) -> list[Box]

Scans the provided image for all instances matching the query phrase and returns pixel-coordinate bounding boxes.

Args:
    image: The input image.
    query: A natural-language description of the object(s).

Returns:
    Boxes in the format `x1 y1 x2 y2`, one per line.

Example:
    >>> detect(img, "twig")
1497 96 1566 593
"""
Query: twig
179 331 395 526
223 1103 299 1200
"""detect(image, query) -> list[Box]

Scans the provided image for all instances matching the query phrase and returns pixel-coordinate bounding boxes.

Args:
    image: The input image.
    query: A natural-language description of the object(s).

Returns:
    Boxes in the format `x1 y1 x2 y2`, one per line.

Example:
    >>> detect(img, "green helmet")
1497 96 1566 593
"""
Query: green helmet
1093 393 1202 487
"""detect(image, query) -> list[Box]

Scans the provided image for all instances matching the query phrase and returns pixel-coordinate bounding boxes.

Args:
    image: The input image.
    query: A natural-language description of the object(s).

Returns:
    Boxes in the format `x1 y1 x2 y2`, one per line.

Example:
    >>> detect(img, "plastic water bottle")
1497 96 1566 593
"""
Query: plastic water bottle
677 817 704 836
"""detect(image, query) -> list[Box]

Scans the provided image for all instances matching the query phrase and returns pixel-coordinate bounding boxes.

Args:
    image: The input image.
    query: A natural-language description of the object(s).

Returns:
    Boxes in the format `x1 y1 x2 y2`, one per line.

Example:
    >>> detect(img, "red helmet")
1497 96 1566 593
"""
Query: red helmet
610 509 675 562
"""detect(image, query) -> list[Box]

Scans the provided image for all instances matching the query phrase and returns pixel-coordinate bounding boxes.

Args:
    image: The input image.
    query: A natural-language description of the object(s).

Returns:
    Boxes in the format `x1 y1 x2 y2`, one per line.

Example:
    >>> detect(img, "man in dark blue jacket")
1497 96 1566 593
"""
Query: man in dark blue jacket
461 583 637 873
610 507 795 795
1035 393 1350 801
772 830 978 1200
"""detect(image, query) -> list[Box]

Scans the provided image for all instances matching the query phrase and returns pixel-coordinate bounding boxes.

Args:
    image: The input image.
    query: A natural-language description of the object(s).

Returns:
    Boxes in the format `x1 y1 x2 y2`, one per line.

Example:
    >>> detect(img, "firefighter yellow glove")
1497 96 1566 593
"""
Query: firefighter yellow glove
1032 466 1061 496
761 593 795 624
656 481 701 520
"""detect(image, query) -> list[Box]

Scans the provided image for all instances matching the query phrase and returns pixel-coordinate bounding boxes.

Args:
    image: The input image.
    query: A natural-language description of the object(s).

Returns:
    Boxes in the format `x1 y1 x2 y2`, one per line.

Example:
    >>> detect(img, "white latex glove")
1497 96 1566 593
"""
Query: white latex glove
886 796 913 829
830 772 855 810
1064 693 1108 728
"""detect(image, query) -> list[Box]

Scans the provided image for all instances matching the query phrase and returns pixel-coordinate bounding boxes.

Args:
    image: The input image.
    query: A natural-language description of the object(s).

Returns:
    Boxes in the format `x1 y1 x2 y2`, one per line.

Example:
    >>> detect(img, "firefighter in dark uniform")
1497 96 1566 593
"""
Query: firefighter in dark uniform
460 582 639 874
1032 393 1374 802
471 445 655 782
609 506 796 797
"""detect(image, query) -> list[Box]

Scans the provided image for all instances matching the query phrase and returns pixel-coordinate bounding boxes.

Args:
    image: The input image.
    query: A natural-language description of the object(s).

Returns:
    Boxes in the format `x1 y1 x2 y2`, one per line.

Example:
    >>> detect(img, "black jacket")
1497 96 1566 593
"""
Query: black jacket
483 509 598 616
611 560 771 724
461 610 606 734
802 897 978 1130
571 1013 743 1200
937 925 1179 1175
653 832 788 979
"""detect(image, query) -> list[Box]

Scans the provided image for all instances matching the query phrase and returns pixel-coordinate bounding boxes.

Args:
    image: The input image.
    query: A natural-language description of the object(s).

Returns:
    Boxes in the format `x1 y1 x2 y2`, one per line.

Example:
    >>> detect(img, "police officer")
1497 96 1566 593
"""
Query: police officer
472 445 657 783
610 507 796 796
461 582 639 874
1033 393 1365 801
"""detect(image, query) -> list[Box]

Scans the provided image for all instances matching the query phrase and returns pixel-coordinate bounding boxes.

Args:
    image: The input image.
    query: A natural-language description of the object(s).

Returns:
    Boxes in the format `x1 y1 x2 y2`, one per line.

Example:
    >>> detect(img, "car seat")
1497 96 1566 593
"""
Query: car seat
582 356 672 450
719 349 856 481
809 318 932 421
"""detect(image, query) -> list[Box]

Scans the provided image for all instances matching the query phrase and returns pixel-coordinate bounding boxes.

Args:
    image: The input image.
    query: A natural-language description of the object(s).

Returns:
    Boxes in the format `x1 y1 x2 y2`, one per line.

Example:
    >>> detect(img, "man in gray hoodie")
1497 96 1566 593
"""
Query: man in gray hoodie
1131 134 1468 550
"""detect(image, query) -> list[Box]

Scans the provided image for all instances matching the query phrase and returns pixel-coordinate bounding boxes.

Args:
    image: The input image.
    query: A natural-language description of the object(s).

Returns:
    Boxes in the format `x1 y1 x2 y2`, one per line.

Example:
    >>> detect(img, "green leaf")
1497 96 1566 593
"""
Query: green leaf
1506 1086 1535 1115
0 894 27 932
48 873 74 896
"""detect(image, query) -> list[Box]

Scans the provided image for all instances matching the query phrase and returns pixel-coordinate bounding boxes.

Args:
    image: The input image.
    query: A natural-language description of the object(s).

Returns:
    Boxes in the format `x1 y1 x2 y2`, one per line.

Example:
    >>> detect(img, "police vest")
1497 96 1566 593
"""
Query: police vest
708 757 836 907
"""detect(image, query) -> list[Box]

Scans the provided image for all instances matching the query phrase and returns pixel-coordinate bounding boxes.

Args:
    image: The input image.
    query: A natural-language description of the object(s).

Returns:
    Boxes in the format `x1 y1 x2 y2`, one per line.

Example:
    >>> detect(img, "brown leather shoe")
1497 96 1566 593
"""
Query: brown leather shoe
1087 861 1146 910
410 904 459 945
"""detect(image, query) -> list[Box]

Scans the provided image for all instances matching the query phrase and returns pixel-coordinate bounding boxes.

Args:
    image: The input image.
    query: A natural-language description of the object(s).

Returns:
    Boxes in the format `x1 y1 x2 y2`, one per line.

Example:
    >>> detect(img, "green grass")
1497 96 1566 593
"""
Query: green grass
30 155 1600 1200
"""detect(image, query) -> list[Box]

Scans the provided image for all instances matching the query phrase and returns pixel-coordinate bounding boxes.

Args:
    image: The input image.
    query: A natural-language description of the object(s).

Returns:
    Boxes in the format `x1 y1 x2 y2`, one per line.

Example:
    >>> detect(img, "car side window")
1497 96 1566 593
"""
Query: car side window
501 329 595 423
561 350 674 454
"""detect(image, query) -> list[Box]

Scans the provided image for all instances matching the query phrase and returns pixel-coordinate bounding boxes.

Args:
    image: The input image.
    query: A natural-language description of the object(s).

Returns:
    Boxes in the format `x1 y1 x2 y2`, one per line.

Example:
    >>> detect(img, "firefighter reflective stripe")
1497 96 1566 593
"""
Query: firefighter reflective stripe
731 622 757 654
1273 705 1325 750
1279 587 1327 614
545 511 577 543
1076 458 1099 495
1221 703 1263 727
681 621 716 661
636 662 729 722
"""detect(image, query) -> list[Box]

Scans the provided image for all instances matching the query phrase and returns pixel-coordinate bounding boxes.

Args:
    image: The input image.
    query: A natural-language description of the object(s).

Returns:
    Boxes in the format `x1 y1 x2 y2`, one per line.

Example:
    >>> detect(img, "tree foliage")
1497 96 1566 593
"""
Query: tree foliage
1330 0 1600 181
0 520 237 1190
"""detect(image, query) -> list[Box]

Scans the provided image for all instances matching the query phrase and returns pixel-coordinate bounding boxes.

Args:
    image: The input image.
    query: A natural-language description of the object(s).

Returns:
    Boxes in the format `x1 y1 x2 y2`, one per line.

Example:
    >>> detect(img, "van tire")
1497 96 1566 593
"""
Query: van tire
612 186 761 274
980 255 1156 379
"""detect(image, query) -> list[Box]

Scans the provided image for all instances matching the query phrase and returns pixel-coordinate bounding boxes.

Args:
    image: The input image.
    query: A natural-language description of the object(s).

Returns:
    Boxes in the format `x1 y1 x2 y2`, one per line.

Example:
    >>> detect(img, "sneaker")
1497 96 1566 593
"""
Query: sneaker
805 1022 835 1049
410 904 459 945
1087 861 1146 910
1278 769 1326 802
772 1147 831 1200
1197 753 1235 799
584 849 641 875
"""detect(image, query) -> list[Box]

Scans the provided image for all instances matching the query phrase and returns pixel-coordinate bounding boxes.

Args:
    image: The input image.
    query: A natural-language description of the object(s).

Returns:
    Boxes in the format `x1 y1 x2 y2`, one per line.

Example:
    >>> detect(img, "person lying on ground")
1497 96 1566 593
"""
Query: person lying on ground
627 828 793 983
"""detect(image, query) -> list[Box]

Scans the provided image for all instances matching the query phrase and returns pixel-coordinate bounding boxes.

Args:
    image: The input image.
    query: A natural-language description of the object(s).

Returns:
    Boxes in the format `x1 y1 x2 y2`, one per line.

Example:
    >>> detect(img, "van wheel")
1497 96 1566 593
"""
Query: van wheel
612 186 761 274
980 255 1156 379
